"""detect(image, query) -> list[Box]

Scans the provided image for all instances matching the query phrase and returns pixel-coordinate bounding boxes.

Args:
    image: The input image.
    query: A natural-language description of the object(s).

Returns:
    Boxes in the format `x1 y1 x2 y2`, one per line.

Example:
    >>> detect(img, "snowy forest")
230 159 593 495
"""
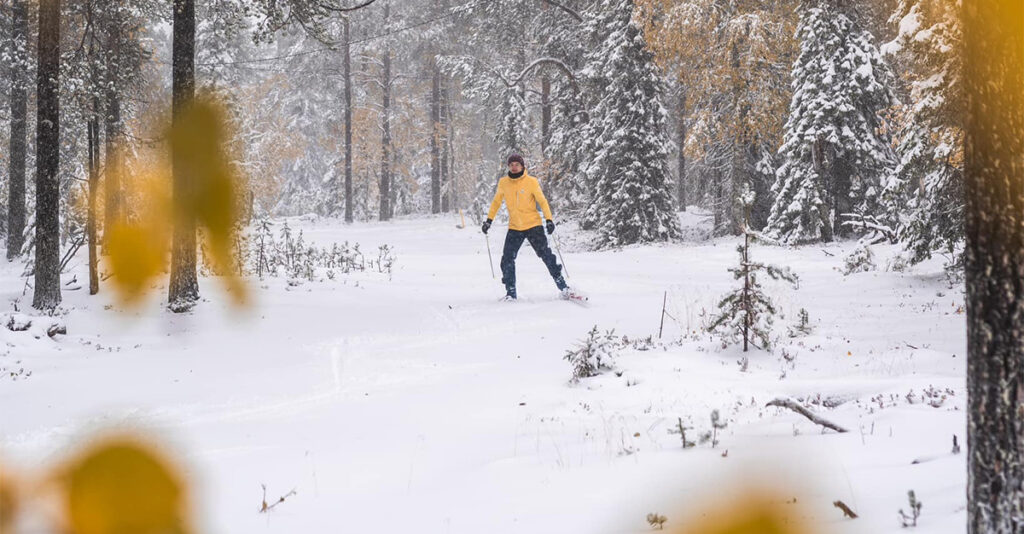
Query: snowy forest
2 0 1023 533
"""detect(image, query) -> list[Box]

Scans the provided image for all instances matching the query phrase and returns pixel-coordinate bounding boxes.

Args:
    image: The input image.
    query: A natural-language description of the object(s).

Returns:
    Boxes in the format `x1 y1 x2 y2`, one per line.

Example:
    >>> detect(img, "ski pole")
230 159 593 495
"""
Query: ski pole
554 234 570 279
485 232 495 279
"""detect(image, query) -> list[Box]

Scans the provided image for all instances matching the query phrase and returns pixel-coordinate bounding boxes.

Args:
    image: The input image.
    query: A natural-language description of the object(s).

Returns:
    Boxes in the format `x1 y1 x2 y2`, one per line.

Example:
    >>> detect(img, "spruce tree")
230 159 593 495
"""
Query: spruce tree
709 191 798 352
766 0 896 244
581 0 679 248
885 0 963 266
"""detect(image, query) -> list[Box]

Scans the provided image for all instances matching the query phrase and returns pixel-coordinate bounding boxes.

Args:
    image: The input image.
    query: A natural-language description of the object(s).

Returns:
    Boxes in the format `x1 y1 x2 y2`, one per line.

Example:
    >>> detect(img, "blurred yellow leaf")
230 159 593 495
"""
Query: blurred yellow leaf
169 99 246 306
672 492 810 534
0 463 17 534
107 223 166 304
58 438 190 534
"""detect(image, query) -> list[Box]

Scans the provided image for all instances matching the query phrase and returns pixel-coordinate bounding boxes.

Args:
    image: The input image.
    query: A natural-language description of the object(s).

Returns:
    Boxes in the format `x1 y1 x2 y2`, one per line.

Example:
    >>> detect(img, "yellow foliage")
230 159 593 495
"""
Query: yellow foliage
106 97 247 306
671 492 811 534
56 437 191 534
0 463 17 534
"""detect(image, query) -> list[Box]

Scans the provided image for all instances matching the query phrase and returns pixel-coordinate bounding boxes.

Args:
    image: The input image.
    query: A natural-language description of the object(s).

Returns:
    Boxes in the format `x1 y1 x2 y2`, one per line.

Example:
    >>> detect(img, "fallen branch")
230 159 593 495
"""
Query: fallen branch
833 500 858 519
766 397 848 433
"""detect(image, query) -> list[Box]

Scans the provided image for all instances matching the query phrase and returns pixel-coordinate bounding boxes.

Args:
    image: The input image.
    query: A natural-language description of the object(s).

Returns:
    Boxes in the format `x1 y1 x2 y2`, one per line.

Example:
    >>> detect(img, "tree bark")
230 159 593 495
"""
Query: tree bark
103 5 123 249
430 59 441 214
963 2 1024 532
88 103 100 295
541 75 551 157
168 0 199 310
33 0 61 310
378 2 392 221
6 0 28 261
440 76 451 212
677 89 686 212
343 16 353 223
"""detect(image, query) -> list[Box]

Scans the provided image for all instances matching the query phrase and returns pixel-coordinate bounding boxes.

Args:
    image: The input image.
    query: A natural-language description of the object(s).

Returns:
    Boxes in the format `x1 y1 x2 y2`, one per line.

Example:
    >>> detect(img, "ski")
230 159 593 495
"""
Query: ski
561 288 589 305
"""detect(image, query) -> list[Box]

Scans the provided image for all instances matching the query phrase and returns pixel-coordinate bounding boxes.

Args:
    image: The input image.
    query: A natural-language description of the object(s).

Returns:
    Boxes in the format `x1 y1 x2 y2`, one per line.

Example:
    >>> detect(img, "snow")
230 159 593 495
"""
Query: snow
1 214 966 533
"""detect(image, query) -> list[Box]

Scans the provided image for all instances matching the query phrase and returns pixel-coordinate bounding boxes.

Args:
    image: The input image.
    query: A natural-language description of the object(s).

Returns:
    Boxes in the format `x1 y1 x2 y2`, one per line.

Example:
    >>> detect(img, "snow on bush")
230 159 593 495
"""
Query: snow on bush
564 326 619 382
843 243 877 275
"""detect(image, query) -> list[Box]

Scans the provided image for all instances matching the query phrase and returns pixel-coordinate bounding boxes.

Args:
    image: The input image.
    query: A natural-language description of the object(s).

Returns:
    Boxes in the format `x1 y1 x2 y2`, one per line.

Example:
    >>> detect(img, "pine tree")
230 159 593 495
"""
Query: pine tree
32 0 61 310
884 0 963 266
581 0 679 248
766 0 896 244
6 0 29 261
168 0 200 312
710 191 798 351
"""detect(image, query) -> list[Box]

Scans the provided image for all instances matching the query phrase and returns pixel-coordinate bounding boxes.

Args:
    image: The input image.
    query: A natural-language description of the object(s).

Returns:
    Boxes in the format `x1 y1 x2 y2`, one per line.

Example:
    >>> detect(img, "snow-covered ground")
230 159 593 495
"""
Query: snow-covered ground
1 211 966 533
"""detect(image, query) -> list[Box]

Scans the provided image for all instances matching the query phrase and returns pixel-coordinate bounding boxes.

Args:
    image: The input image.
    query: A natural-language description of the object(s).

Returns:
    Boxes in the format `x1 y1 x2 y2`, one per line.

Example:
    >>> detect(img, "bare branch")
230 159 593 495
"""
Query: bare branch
538 0 583 22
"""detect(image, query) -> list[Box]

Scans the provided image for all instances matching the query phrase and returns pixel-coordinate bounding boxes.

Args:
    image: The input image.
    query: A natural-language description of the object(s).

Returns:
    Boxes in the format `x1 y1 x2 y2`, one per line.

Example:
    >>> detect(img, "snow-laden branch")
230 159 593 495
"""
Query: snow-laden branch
766 398 848 433
496 57 579 94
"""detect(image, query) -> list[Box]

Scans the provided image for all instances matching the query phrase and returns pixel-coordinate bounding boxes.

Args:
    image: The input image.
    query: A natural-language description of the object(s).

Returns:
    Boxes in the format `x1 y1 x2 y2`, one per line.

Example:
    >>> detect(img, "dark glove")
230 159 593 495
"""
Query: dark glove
546 219 555 235
482 218 493 234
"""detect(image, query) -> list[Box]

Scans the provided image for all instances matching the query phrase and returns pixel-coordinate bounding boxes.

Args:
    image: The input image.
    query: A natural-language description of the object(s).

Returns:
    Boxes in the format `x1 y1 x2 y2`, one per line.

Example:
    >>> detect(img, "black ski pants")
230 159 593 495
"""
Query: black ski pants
500 225 564 292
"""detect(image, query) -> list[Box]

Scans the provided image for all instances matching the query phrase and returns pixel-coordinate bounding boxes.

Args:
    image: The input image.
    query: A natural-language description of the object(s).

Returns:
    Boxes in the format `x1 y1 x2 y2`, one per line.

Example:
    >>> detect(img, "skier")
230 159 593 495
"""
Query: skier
481 154 570 301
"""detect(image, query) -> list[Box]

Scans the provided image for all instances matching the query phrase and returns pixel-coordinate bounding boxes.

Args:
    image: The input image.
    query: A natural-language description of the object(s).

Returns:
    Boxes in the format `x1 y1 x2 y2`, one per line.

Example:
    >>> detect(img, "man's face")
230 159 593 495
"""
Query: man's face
508 161 524 174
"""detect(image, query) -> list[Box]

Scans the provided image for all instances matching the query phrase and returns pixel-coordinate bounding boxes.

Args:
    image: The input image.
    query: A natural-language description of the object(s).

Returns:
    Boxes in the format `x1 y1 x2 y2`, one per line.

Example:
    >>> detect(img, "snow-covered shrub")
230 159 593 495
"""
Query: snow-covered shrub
898 490 922 527
887 252 910 273
787 308 813 338
223 219 395 283
564 326 618 382
843 244 877 275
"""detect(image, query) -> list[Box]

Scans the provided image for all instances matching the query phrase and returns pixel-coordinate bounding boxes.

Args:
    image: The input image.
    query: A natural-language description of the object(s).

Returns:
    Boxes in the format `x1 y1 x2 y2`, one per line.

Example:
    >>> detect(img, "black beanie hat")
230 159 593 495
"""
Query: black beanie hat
507 153 525 167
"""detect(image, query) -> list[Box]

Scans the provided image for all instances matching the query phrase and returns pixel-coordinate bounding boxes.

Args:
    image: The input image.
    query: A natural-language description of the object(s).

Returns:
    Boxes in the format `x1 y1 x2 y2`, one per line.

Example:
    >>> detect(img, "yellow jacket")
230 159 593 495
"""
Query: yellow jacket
487 173 553 231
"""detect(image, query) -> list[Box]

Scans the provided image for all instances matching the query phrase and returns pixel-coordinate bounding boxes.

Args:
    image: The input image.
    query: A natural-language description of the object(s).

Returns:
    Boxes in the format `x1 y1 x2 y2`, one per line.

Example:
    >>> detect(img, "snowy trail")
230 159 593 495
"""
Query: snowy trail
1 214 966 533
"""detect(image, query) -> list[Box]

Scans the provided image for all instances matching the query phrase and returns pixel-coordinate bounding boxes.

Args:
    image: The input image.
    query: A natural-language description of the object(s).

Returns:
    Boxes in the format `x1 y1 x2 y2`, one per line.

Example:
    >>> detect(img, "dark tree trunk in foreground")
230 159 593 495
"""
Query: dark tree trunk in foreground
7 0 29 261
33 0 61 310
343 16 353 223
168 0 199 310
963 2 1024 532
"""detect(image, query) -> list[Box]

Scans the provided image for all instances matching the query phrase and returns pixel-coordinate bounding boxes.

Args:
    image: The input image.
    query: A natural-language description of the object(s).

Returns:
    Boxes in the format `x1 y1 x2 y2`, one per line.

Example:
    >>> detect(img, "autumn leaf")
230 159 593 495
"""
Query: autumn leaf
57 437 191 534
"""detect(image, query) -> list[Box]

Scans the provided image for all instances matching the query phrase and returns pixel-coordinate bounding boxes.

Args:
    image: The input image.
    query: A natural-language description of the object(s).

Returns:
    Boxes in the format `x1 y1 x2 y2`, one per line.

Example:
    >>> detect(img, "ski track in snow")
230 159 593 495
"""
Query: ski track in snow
0 212 966 534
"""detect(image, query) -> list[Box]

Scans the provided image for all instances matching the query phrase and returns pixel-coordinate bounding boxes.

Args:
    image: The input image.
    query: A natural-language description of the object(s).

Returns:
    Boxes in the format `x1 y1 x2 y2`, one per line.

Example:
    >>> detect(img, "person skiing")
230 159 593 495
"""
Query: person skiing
481 154 569 301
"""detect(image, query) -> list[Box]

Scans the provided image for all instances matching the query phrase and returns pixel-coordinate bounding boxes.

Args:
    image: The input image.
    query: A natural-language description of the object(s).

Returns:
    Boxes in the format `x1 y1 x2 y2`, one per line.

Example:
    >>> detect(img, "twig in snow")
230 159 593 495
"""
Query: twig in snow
259 484 297 513
766 397 848 433
833 500 858 519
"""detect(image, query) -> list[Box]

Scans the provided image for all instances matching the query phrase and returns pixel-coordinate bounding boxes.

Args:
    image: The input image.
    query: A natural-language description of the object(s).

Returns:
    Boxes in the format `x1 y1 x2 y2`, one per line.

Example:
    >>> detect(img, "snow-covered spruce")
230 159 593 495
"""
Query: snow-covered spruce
883 0 964 268
710 194 798 351
579 0 679 248
564 325 618 382
766 1 896 244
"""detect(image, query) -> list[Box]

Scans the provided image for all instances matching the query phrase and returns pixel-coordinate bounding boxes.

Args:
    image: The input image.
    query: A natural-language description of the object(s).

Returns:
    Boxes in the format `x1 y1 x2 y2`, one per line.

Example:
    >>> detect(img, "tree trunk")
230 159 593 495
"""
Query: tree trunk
6 0 28 261
88 104 99 295
430 59 441 214
168 0 199 310
343 16 353 223
378 2 392 221
440 77 451 212
963 2 1024 532
677 89 687 212
103 5 123 250
541 75 551 157
33 0 61 310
